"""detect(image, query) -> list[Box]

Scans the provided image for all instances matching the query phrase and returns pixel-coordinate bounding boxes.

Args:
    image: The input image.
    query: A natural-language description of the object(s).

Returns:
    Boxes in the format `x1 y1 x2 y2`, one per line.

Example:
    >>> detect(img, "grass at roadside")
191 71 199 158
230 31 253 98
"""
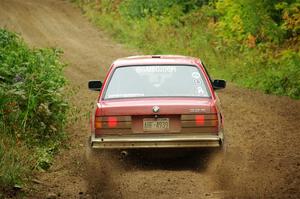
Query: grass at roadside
0 29 69 196
72 0 300 99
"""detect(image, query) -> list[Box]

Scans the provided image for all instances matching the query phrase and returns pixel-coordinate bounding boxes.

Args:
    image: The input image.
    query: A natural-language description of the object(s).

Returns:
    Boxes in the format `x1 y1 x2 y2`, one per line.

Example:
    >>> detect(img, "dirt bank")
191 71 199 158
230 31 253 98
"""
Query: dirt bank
0 0 299 198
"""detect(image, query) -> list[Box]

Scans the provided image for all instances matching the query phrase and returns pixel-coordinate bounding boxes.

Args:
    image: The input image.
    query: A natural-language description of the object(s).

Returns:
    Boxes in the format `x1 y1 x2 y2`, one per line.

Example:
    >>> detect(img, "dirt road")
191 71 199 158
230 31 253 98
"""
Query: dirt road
0 0 299 198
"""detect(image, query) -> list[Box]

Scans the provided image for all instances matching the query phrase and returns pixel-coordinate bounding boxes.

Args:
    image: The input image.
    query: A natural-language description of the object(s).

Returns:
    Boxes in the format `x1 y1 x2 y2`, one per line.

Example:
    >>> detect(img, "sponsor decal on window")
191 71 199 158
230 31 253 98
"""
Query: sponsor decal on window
135 66 177 73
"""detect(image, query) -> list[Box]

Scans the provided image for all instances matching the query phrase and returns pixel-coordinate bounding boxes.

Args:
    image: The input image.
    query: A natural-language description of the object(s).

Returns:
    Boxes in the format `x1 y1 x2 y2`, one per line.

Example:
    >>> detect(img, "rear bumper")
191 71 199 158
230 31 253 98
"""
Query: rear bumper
90 133 223 149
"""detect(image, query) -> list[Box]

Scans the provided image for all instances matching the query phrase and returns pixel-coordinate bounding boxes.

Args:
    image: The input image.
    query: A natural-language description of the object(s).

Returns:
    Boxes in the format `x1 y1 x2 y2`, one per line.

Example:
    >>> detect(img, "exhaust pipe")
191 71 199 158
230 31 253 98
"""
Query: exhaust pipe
120 150 128 157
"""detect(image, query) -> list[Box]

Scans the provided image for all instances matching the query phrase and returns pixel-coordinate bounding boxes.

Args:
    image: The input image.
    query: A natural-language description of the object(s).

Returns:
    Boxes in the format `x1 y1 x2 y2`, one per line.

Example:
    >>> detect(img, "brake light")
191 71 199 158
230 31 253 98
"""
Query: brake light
195 115 205 125
108 117 118 128
194 114 218 127
94 116 130 129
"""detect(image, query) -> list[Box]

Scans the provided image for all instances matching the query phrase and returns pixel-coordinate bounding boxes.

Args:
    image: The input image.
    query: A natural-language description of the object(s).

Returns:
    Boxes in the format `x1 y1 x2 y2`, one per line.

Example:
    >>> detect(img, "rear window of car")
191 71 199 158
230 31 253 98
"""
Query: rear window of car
103 65 211 99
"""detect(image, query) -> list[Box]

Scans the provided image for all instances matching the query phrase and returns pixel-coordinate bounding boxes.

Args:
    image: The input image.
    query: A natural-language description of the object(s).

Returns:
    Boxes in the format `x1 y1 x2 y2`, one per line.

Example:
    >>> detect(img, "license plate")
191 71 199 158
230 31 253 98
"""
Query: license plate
143 118 169 131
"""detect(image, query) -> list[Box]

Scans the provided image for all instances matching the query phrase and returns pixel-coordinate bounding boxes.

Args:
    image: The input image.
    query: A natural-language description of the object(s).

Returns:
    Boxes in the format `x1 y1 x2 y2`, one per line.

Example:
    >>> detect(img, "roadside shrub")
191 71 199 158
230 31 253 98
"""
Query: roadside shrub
0 29 68 142
215 0 285 44
262 50 300 98
0 29 68 191
119 0 209 19
0 137 32 191
73 0 300 99
276 2 300 41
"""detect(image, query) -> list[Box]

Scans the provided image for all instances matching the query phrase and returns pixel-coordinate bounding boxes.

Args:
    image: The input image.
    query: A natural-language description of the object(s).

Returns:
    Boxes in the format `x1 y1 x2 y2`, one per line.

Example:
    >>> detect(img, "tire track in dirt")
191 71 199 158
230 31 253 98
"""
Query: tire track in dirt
0 0 299 198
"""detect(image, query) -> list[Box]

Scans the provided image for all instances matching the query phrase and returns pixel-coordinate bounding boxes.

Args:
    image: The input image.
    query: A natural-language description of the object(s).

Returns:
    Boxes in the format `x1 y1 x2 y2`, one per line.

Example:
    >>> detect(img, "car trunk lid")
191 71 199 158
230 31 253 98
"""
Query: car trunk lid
100 98 211 115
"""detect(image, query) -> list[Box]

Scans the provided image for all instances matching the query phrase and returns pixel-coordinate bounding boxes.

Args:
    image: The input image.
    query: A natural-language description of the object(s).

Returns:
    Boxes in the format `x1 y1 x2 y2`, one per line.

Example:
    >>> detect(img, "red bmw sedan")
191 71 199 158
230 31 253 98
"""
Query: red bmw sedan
88 55 226 149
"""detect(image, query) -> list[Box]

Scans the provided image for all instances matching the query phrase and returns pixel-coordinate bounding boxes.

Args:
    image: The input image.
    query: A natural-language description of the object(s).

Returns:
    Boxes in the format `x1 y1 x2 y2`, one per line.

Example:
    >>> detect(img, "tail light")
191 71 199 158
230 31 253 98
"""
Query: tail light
195 114 218 127
95 117 102 129
94 116 131 129
181 112 219 134
195 115 205 125
108 117 118 128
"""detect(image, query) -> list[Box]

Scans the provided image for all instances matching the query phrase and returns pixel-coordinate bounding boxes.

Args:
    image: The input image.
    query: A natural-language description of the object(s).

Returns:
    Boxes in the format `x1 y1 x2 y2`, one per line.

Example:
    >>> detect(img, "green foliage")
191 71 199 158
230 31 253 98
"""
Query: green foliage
74 0 300 99
215 0 284 44
0 29 68 142
0 137 32 190
0 29 68 191
262 50 300 98
119 0 209 19
276 1 300 40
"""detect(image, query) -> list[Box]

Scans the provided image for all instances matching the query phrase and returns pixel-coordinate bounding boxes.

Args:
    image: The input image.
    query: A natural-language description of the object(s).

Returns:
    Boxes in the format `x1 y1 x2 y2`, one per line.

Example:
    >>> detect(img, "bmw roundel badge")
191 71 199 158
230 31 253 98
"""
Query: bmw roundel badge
152 105 160 113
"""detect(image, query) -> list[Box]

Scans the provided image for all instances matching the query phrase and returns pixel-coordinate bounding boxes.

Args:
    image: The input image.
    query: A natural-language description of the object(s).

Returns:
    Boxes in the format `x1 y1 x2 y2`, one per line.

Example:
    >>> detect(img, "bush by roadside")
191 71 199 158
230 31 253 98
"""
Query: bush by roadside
0 28 68 195
72 0 300 99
